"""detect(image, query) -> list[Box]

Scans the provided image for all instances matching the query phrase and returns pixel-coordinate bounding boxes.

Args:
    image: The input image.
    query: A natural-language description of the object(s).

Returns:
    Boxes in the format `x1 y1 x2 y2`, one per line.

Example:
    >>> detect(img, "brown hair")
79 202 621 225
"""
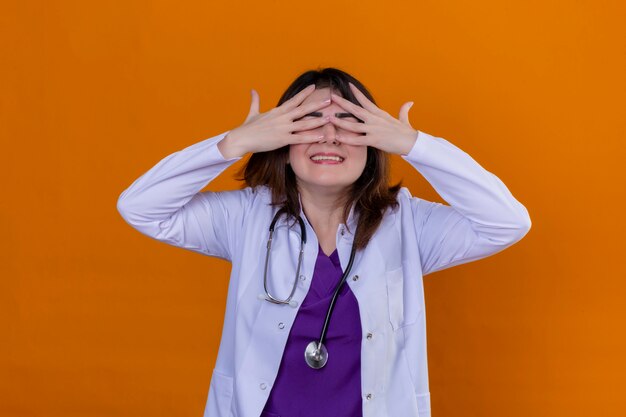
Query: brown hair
237 67 402 250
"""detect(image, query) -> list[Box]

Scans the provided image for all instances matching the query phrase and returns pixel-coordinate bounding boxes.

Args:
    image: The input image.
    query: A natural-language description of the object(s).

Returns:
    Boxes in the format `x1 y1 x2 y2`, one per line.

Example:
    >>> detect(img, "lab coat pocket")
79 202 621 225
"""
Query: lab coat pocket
385 267 415 331
208 368 234 417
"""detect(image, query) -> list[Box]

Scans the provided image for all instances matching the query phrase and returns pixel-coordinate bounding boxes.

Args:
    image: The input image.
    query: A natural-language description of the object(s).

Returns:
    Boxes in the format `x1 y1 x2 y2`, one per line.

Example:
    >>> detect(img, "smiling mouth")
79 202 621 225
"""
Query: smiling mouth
310 155 344 163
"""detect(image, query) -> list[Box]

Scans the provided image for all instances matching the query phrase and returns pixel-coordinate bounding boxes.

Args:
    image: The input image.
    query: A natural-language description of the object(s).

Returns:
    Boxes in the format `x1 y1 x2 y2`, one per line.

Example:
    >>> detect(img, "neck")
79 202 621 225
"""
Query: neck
298 185 347 233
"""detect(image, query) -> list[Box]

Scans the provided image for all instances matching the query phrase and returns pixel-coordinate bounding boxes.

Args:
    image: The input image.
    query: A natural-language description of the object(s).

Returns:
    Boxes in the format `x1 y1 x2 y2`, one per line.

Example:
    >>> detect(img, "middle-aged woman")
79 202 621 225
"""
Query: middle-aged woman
117 67 532 417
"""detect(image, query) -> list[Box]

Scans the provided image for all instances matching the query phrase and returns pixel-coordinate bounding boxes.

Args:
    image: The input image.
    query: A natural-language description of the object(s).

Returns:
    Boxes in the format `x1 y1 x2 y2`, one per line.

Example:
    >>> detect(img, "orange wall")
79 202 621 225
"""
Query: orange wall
1 0 625 416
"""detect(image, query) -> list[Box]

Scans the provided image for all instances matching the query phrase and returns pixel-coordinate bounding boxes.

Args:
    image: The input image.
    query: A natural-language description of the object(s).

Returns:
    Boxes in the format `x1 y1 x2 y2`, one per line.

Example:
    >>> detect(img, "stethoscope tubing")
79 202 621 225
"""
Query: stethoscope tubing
263 207 306 305
316 240 357 349
263 206 359 368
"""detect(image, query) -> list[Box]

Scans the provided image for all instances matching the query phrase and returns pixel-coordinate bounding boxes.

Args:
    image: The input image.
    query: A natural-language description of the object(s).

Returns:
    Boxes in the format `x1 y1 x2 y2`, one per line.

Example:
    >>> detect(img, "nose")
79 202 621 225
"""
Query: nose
318 121 339 145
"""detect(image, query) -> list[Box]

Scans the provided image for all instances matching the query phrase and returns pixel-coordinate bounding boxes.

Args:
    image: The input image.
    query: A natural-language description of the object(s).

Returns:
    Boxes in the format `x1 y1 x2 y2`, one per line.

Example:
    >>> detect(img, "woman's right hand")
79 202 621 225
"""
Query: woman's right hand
217 84 333 159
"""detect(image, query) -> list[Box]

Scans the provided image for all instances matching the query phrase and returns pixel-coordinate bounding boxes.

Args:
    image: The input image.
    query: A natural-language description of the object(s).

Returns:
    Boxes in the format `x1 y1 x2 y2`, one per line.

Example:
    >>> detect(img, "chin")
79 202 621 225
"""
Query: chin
297 177 354 192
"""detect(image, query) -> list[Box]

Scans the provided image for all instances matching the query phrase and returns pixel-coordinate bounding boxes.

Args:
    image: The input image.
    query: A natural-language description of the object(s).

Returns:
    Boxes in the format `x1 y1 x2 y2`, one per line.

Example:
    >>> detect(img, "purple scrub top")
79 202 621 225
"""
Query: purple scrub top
260 245 363 417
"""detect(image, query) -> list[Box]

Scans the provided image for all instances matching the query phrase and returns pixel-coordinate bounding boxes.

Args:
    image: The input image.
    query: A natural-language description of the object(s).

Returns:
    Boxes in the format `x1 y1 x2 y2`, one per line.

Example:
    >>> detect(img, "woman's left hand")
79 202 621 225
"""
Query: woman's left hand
329 82 418 155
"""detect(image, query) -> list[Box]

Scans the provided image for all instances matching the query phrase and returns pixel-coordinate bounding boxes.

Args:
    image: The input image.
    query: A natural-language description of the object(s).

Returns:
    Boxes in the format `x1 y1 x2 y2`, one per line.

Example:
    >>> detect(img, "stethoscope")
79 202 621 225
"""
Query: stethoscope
261 207 358 369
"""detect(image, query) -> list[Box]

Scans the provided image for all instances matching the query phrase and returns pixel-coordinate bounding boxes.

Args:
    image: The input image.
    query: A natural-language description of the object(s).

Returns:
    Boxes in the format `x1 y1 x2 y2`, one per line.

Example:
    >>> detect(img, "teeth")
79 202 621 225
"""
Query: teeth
311 155 344 162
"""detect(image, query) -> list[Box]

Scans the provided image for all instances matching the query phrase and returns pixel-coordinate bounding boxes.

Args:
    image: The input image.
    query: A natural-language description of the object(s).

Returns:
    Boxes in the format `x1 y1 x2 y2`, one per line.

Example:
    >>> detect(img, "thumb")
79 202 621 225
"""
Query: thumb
398 101 414 126
245 89 260 123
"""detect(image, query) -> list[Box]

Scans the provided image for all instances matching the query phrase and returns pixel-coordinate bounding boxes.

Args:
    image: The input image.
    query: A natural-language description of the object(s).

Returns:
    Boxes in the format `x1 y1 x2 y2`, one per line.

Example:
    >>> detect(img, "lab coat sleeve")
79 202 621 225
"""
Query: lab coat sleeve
116 130 246 261
401 130 532 276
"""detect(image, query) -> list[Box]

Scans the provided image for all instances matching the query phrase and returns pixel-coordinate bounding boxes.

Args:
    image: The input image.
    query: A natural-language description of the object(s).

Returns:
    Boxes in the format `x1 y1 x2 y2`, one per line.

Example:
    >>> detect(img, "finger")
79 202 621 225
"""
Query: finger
348 82 385 116
289 97 332 121
329 115 368 134
288 133 326 145
329 92 371 122
275 84 317 114
245 89 260 121
398 101 414 126
291 115 331 132
333 133 370 147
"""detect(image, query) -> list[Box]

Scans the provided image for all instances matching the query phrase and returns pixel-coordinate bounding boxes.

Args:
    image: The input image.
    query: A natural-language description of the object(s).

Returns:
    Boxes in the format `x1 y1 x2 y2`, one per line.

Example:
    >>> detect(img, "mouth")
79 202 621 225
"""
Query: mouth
310 153 345 164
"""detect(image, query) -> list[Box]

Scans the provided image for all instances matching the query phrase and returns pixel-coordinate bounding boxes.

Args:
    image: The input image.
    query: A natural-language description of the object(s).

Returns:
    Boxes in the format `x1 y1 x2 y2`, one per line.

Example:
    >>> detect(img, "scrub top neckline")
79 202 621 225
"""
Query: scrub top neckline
318 243 340 267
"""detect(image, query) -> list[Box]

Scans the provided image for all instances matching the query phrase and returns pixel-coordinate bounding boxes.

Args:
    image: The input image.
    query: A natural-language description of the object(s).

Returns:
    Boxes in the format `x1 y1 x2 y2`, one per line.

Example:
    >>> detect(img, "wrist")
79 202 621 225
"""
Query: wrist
398 130 419 156
218 131 247 159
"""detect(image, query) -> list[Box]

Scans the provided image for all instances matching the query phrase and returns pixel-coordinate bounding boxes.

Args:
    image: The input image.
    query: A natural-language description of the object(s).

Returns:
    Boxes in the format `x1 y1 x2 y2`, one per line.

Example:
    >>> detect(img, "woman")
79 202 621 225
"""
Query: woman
117 67 531 417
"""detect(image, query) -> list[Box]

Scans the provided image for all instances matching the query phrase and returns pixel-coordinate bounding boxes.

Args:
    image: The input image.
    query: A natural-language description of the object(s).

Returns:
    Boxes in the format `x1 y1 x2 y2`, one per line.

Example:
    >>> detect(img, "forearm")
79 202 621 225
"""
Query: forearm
117 130 240 228
403 130 531 243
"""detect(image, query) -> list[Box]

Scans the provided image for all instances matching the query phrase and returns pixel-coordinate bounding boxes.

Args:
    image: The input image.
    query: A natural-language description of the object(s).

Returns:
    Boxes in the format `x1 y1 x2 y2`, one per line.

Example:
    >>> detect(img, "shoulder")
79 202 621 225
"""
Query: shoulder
396 186 413 200
375 187 413 228
387 186 416 213
394 186 434 210
381 186 428 226
197 185 273 211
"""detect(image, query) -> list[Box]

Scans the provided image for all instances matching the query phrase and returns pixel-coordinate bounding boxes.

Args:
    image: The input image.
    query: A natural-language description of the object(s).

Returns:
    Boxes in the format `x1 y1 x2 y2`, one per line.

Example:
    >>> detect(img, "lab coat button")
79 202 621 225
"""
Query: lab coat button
299 275 306 281
366 332 373 340
352 275 359 281
260 382 267 390
278 322 285 329
365 393 372 400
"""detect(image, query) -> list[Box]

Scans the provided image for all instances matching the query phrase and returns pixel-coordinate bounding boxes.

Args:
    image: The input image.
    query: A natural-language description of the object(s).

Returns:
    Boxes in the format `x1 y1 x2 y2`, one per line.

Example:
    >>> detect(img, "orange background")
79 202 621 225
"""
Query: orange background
2 0 625 416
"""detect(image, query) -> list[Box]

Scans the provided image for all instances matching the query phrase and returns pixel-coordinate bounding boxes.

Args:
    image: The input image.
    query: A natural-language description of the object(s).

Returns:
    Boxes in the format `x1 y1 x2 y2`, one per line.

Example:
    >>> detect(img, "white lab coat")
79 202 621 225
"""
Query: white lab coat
117 129 531 417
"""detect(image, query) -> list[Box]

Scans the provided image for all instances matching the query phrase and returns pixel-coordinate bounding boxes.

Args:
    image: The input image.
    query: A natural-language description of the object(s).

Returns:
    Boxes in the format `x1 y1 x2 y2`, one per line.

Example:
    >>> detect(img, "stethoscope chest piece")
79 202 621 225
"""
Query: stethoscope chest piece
304 340 328 369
